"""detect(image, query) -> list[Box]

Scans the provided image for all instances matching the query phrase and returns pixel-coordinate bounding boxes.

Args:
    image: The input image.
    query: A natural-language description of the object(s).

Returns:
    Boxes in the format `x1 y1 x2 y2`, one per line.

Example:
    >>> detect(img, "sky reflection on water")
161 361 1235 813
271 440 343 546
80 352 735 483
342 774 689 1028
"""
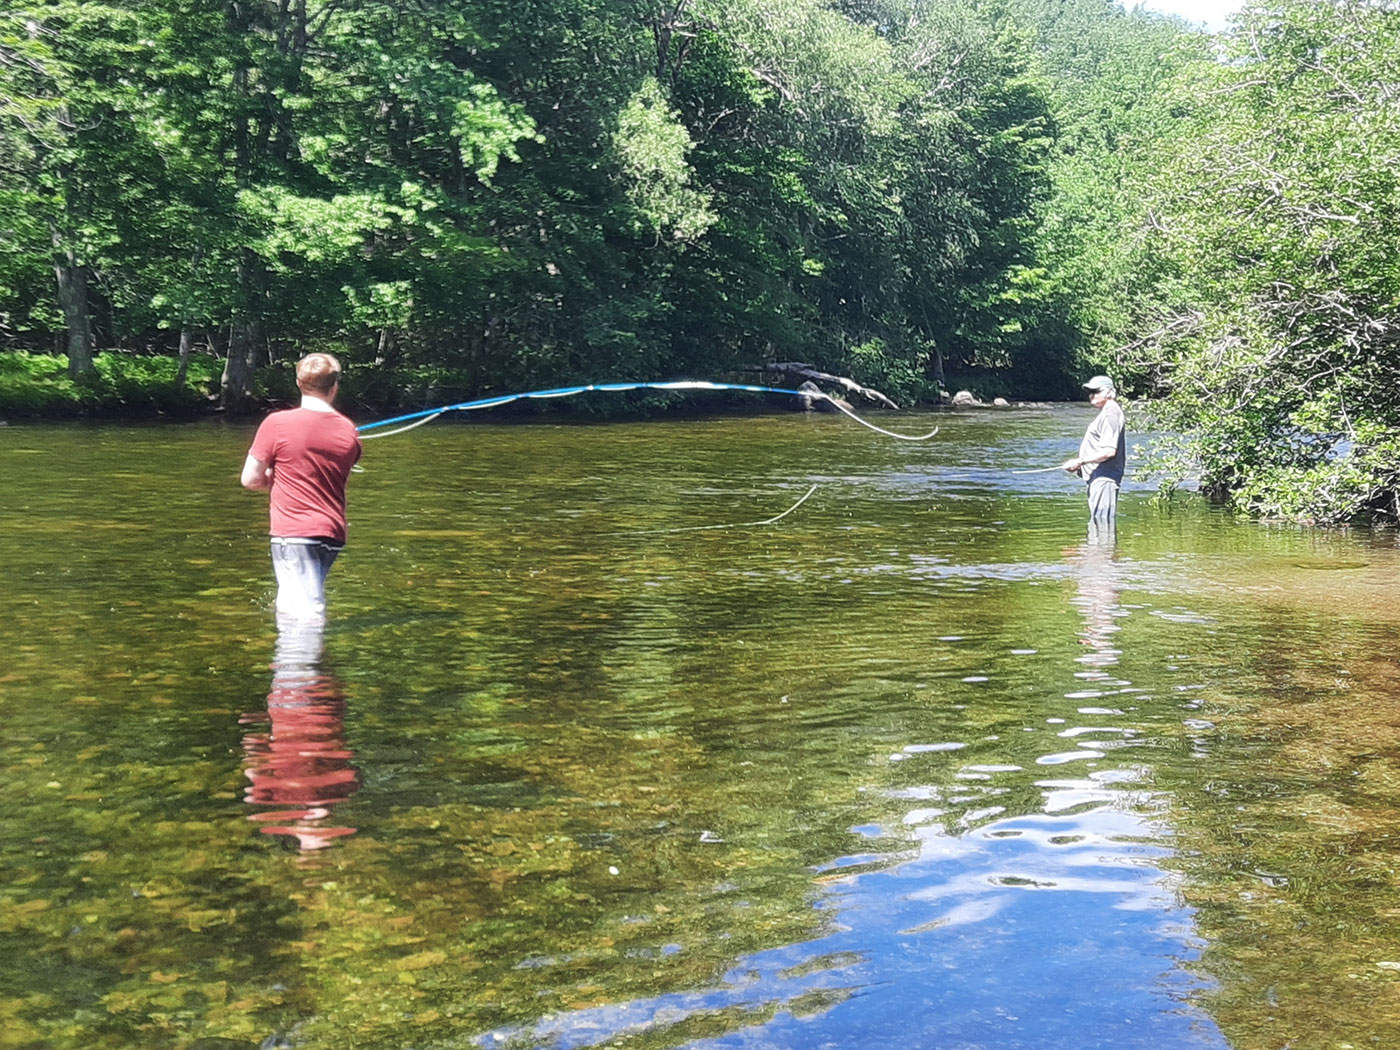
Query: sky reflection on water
475 536 1227 1050
481 767 1224 1050
468 500 1225 1049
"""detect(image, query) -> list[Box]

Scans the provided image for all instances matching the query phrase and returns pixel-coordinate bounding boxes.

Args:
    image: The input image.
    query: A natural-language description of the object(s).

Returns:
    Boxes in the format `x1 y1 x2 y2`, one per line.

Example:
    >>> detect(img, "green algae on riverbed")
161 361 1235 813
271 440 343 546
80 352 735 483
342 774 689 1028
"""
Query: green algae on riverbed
3 411 1400 1049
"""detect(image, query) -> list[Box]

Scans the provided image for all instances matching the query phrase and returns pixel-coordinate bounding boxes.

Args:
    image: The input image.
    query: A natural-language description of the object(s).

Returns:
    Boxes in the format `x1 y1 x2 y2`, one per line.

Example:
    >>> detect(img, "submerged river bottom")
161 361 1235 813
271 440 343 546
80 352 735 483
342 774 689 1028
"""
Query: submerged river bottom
3 407 1400 1050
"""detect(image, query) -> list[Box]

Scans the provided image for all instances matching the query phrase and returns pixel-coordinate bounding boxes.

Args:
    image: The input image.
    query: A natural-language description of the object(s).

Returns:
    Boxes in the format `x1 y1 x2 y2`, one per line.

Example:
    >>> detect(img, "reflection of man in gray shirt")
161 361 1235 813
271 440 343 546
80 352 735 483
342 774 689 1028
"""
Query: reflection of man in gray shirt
1062 374 1126 531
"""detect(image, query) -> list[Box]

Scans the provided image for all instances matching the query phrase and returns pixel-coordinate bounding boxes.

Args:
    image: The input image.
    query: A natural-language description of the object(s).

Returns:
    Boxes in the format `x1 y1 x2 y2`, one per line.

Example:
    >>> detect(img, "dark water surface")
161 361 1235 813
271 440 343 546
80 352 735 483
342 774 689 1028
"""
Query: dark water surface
4 405 1400 1050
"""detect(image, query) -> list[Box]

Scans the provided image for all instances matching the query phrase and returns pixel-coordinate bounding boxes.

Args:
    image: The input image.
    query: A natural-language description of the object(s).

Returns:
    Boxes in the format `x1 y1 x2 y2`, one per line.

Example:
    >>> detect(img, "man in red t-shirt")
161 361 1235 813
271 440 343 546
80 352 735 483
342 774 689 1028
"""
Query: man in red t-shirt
241 353 362 621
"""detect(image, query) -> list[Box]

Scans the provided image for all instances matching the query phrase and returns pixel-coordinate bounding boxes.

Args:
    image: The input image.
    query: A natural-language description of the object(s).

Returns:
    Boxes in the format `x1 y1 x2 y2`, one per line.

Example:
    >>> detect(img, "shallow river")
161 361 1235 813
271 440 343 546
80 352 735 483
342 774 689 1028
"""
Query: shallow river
4 403 1400 1050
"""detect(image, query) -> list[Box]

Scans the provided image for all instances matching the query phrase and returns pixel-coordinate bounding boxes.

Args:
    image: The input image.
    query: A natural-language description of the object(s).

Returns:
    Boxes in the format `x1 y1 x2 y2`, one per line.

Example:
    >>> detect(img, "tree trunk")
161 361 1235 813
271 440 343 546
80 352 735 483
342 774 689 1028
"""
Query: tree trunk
221 246 265 412
221 315 260 413
374 326 399 367
53 231 93 378
176 325 194 389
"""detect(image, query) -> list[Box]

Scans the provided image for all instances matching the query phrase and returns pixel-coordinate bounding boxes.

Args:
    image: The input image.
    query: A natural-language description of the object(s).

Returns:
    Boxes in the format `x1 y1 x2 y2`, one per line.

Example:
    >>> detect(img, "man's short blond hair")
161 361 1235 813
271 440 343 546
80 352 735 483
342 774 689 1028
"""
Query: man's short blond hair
296 353 342 396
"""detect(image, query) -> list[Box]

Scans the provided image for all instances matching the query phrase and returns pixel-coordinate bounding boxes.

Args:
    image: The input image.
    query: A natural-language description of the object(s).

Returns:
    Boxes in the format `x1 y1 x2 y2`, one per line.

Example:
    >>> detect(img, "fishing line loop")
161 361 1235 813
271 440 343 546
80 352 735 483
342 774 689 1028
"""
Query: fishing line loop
358 411 444 441
613 484 819 535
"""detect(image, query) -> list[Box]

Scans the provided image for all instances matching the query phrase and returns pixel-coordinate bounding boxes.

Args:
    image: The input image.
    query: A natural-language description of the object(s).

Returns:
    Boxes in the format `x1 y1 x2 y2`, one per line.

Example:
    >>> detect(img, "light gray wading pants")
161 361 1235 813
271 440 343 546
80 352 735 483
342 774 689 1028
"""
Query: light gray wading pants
1087 476 1119 532
271 538 342 621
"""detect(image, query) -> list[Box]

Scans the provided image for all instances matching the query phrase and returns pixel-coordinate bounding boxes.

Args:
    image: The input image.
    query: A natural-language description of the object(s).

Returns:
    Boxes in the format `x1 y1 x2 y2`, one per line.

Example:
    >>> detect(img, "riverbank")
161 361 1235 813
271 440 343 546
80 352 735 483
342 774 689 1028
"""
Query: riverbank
0 350 1042 421
0 350 221 419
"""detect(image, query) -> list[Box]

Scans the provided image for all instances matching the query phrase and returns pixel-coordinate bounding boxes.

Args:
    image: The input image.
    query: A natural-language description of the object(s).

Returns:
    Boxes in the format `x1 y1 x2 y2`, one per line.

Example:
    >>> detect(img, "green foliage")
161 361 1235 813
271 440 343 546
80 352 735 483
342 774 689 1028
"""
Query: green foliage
0 350 218 417
990 0 1400 522
846 338 927 404
238 188 400 267
29 0 1398 471
613 77 716 241
0 0 1075 407
1012 0 1213 374
1118 0 1400 522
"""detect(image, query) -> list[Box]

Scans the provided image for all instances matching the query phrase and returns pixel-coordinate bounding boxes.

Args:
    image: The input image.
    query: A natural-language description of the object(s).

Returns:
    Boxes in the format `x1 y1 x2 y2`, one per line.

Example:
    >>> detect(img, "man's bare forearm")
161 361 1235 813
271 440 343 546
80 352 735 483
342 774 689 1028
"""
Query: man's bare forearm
240 455 274 490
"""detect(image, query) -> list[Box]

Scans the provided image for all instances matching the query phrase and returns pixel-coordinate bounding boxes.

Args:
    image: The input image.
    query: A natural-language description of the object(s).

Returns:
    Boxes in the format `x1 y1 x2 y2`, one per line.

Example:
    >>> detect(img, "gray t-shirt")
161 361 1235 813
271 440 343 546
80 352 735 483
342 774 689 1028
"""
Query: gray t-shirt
1079 399 1126 484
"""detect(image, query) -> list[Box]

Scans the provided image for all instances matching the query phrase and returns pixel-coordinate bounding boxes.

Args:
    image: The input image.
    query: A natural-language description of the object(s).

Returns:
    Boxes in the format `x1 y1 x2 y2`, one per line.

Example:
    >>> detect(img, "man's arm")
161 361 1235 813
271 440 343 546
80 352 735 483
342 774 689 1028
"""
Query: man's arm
241 453 273 491
1062 449 1115 473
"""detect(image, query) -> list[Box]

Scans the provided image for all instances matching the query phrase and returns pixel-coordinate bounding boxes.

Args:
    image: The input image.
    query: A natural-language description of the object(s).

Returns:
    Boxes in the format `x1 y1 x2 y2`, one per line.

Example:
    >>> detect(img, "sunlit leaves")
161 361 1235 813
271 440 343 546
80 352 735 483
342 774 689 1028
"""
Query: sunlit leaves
0 0 1144 404
237 188 399 267
614 77 716 241
1124 0 1400 521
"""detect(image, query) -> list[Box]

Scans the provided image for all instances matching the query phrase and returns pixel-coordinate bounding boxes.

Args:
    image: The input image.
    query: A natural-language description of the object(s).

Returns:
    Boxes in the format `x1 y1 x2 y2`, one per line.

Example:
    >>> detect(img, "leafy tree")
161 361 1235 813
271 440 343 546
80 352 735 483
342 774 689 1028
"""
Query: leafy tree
1124 0 1400 521
1008 0 1211 391
200 0 537 408
0 2 157 376
0 0 1168 411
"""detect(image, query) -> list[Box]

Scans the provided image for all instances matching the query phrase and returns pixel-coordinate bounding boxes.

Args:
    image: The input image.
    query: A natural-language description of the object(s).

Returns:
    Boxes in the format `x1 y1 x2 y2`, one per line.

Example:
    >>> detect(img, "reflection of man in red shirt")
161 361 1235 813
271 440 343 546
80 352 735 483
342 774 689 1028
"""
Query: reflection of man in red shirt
242 621 360 851
240 353 362 621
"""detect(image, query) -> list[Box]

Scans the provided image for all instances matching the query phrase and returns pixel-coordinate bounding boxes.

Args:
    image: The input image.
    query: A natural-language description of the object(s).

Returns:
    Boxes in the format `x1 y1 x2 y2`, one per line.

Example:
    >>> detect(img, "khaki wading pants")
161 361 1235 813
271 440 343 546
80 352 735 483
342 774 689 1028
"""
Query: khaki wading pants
1087 476 1119 523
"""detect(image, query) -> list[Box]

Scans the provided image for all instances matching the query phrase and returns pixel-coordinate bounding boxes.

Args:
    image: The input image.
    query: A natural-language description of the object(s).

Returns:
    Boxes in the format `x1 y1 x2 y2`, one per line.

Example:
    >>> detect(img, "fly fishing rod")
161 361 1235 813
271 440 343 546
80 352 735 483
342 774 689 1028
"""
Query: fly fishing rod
356 380 939 441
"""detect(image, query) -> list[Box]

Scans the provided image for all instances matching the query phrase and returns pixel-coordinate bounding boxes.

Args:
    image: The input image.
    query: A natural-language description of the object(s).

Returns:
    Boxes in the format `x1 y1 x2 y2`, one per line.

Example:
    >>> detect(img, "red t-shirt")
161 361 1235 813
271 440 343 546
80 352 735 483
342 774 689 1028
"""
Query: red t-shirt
248 407 362 543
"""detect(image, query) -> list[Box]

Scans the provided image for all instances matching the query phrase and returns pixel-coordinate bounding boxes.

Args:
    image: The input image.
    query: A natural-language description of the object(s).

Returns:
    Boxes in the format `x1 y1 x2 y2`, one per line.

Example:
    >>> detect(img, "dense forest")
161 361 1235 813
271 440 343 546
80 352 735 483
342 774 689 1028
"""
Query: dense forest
3 0 1399 522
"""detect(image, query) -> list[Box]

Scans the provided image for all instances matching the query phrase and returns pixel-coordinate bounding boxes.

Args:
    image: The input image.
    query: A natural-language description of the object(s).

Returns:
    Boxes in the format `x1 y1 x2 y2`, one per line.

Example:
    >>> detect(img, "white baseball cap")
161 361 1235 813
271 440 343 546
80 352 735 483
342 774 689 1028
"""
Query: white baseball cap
1082 375 1115 394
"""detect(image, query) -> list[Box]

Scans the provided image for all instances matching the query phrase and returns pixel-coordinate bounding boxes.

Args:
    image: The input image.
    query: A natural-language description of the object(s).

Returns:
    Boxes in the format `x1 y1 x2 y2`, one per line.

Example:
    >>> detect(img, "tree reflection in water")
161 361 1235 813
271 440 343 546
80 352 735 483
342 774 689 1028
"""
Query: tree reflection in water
240 617 360 850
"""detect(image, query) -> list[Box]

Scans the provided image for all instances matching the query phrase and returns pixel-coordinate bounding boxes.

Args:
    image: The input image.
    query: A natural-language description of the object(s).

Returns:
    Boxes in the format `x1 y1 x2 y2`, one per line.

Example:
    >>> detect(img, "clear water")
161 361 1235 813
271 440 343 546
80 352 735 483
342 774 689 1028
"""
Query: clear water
3 405 1399 1049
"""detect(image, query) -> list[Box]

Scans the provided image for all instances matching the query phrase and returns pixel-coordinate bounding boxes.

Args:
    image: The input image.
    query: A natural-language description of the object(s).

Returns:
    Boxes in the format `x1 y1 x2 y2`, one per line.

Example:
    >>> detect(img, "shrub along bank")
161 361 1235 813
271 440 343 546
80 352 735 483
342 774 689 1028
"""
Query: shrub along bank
0 351 224 419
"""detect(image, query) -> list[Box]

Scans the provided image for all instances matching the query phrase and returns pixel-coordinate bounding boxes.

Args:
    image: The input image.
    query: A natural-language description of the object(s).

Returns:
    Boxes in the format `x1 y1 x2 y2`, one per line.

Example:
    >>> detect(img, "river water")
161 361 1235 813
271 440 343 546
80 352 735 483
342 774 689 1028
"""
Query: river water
3 403 1399 1050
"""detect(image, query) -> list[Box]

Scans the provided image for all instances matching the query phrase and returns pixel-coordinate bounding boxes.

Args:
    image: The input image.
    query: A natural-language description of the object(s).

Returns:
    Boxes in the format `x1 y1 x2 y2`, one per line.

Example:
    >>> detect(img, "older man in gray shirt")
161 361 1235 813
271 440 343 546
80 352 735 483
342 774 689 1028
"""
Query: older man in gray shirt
1062 374 1126 530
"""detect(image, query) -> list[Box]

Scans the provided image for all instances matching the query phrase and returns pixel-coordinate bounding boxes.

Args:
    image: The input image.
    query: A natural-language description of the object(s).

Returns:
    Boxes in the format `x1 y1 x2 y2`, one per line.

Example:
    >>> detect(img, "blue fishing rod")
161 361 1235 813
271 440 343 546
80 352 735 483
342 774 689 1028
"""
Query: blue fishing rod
356 379 940 441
